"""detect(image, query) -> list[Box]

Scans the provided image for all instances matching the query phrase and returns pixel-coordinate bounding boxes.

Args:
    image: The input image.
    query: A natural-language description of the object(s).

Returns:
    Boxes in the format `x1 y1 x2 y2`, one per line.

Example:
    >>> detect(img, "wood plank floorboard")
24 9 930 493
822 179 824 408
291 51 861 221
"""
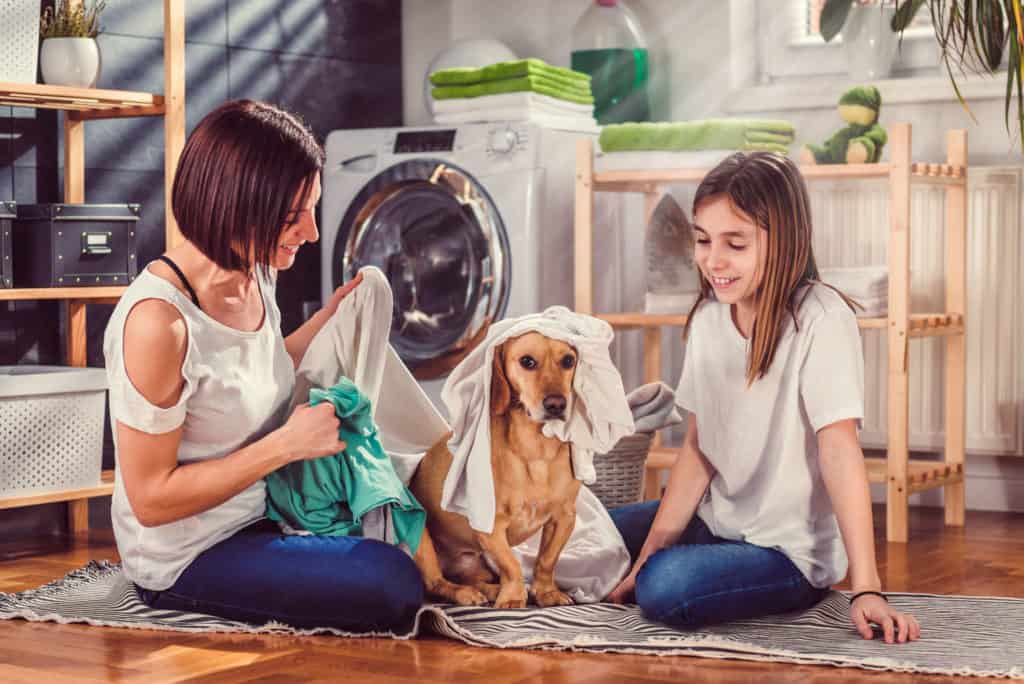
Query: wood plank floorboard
1 505 1022 683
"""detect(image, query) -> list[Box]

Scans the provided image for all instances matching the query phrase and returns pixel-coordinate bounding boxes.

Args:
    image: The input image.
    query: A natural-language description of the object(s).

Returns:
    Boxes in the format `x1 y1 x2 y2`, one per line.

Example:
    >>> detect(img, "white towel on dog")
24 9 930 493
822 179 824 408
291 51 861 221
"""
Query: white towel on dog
293 266 451 485
440 306 635 533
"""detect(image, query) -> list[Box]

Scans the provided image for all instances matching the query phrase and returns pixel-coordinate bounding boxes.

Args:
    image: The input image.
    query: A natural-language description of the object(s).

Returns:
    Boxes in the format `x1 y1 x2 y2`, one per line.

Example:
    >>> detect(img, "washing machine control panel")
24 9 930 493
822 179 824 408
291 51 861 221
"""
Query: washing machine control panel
393 129 456 154
485 125 530 158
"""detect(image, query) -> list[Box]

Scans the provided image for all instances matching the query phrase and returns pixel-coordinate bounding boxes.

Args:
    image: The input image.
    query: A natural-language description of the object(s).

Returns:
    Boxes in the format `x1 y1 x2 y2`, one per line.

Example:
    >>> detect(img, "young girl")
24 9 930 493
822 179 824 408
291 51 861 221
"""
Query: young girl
607 152 920 644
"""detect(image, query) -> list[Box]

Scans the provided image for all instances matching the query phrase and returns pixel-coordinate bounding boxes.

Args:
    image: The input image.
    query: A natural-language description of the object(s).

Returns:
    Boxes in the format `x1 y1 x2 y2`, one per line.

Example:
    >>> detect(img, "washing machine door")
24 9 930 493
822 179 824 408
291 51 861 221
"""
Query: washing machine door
332 159 510 379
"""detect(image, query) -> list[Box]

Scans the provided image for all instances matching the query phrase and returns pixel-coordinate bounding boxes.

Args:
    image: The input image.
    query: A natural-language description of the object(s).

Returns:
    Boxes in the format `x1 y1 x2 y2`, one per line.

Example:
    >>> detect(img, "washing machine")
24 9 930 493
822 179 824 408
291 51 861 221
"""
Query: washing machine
321 122 595 409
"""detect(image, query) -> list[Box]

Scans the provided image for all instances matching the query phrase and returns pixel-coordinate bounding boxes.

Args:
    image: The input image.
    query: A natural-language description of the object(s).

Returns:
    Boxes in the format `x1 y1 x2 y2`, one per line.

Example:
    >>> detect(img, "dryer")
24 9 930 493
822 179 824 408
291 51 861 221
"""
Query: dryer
321 123 594 406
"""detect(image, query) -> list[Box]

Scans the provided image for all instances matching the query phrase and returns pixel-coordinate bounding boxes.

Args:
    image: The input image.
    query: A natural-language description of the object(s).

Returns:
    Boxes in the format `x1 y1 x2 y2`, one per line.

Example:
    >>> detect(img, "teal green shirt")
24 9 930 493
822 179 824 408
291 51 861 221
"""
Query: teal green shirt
264 377 425 553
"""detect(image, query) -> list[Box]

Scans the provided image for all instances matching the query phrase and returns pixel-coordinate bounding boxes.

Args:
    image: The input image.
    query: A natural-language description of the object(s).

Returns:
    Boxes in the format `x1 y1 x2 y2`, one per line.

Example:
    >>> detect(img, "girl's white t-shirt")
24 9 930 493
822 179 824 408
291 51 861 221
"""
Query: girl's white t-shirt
103 267 295 591
675 283 864 588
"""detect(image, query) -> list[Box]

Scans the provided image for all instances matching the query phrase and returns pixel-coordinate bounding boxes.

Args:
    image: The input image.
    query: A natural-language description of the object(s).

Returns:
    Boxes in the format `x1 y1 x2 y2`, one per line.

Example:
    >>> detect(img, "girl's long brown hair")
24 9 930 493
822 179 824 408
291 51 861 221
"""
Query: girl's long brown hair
683 152 853 384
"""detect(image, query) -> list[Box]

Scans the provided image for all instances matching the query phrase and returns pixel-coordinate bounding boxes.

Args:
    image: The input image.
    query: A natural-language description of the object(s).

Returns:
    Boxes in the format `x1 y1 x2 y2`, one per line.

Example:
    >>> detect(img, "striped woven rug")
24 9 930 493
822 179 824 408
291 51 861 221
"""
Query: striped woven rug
2 561 1021 678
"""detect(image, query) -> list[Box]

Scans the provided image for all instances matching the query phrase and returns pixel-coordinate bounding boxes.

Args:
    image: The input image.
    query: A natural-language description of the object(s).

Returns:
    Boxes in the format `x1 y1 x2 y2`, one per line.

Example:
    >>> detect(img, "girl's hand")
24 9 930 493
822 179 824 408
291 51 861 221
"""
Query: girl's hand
607 567 640 604
324 271 364 317
850 594 921 644
277 402 346 463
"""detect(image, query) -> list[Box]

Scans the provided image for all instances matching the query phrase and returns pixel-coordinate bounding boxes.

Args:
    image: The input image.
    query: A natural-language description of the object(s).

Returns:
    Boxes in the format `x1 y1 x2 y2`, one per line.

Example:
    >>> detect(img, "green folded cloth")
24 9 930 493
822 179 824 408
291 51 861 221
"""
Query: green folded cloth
264 377 426 554
599 120 796 154
432 75 594 105
430 58 590 90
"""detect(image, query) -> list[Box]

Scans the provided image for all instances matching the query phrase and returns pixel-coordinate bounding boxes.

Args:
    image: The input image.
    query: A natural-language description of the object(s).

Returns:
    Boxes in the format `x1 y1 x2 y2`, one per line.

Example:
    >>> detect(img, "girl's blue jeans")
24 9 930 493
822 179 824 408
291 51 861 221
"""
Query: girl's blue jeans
609 500 829 628
136 519 424 632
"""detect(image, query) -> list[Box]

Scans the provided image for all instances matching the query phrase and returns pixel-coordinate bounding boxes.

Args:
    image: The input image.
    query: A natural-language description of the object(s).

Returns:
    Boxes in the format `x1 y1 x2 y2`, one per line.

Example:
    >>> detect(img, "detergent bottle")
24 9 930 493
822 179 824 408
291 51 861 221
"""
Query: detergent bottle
570 0 651 124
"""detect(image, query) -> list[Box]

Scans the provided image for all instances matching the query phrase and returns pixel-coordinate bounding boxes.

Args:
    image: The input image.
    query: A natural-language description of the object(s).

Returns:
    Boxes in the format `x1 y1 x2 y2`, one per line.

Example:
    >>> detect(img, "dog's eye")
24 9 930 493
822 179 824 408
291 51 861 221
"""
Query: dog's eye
519 355 537 370
560 355 576 370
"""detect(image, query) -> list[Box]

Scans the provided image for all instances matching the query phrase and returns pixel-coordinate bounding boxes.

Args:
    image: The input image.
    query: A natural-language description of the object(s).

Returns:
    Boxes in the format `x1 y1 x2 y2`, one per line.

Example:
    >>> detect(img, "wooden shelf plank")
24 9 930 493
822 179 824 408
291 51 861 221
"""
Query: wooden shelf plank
595 311 963 337
864 457 964 493
0 286 127 302
592 163 893 191
646 446 682 470
0 470 114 510
0 81 164 115
597 312 689 328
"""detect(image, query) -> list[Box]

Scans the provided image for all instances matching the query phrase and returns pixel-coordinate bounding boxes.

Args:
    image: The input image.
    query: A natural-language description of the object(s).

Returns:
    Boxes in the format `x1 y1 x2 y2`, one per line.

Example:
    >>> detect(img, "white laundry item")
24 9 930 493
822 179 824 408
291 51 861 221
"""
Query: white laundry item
293 266 451 485
434 110 599 133
853 294 888 317
489 485 630 603
431 91 596 116
441 305 635 535
819 267 888 300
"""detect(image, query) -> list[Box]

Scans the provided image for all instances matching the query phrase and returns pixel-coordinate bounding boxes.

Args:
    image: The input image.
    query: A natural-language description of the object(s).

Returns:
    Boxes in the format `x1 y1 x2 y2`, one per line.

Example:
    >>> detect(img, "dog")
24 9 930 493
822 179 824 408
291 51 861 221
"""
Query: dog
410 331 582 608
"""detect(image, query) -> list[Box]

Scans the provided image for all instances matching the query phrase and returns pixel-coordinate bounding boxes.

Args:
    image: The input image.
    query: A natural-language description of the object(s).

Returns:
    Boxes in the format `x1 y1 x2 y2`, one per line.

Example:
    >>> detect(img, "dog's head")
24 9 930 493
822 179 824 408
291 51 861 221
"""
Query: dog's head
490 332 578 423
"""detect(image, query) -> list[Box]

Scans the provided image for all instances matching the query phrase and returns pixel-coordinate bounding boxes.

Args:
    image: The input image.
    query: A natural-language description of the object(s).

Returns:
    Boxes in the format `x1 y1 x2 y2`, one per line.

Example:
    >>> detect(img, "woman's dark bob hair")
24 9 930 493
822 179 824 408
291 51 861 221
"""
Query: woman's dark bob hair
171 99 325 272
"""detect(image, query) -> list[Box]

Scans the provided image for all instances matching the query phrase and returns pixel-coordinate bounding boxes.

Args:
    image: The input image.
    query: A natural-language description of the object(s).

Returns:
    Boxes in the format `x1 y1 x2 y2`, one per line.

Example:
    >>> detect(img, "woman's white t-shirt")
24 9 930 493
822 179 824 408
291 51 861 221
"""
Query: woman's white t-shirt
675 283 864 588
103 267 295 590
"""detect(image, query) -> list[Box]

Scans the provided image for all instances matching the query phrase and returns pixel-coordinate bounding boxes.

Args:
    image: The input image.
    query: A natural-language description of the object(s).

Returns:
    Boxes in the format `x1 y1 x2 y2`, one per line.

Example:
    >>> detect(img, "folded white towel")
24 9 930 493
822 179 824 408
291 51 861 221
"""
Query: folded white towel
853 294 888 317
432 91 596 116
441 305 635 534
820 267 888 299
434 110 599 132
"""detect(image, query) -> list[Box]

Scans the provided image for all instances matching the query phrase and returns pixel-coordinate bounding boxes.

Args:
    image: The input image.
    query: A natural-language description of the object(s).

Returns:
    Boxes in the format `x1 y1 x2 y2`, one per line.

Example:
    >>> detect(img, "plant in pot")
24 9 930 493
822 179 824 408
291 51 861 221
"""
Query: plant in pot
39 0 106 88
819 0 1024 150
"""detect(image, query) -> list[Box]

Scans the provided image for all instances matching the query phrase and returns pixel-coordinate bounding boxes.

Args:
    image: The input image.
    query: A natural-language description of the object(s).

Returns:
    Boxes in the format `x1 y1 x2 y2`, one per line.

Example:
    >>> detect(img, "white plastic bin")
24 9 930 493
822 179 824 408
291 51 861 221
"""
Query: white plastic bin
0 365 107 498
0 1 41 85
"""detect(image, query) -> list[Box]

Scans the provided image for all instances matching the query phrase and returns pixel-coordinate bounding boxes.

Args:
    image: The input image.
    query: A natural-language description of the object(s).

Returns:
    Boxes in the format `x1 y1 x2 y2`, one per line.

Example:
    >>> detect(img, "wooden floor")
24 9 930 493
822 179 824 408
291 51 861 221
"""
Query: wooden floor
1 505 1023 683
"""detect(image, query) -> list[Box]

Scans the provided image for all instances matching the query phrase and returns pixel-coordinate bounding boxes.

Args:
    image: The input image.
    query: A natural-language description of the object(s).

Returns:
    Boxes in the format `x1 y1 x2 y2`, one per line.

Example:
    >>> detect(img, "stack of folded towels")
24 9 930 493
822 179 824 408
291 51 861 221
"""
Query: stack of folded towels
430 58 597 130
820 266 888 317
599 119 796 155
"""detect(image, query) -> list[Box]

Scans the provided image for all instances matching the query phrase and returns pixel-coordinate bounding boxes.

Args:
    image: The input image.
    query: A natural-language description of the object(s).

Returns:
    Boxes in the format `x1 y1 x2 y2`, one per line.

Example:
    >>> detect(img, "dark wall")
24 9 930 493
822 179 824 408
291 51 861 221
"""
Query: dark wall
0 0 402 540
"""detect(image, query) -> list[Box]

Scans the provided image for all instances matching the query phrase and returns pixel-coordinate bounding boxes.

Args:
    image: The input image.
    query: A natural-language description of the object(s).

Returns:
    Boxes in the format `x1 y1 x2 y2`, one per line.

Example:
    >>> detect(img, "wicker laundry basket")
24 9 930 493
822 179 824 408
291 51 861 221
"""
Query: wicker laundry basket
590 432 653 509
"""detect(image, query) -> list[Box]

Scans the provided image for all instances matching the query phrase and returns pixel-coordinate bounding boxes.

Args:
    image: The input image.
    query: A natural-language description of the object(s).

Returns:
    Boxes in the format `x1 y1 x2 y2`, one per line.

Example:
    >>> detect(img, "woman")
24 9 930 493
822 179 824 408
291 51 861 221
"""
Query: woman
103 100 422 632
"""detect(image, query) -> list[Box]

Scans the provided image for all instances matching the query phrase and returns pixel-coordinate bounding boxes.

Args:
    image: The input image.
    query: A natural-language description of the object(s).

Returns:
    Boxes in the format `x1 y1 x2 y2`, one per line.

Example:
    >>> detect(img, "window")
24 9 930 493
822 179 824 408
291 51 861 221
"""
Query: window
752 0 941 83
803 0 934 42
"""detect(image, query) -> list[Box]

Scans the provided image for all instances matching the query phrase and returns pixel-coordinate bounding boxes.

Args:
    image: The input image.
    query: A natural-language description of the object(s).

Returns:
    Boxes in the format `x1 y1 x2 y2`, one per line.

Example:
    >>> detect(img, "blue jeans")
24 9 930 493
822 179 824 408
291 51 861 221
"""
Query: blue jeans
136 519 424 632
609 500 828 629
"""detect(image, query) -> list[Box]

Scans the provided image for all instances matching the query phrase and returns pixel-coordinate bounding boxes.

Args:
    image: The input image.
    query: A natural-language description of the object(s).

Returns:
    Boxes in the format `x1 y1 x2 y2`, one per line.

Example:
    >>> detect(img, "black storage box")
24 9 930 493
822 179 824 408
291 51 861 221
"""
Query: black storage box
13 203 140 287
0 201 12 288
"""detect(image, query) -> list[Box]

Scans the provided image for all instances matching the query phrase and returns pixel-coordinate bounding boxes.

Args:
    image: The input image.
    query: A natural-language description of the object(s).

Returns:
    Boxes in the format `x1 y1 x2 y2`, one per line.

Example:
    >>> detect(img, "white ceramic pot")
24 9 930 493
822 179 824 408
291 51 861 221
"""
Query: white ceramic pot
842 4 899 81
40 37 101 88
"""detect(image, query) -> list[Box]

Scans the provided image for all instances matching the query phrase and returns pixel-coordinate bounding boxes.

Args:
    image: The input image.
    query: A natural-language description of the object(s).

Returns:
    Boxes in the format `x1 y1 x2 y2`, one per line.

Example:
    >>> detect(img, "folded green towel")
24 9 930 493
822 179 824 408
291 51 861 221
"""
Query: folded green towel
599 120 796 153
430 58 590 91
433 75 594 105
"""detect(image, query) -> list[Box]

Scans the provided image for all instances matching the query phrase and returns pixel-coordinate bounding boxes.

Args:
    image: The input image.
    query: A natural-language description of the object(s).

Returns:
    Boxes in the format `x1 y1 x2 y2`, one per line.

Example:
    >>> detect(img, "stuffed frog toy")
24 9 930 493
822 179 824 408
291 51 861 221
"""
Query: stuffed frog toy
801 86 887 165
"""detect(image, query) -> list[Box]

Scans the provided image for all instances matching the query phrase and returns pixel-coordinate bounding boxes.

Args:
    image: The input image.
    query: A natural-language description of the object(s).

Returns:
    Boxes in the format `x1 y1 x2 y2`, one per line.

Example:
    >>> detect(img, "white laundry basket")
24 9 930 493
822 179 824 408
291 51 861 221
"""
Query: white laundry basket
0 1 41 84
0 365 107 497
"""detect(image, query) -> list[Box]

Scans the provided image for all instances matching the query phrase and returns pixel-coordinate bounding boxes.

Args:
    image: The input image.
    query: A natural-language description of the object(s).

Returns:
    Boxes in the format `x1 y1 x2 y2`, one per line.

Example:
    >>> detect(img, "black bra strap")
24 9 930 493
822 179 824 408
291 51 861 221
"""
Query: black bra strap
156 255 200 309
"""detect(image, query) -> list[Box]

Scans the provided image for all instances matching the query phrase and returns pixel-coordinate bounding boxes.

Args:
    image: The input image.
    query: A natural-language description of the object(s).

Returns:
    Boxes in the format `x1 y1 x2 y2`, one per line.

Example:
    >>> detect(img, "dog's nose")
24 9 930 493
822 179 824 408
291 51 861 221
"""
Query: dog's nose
543 394 567 417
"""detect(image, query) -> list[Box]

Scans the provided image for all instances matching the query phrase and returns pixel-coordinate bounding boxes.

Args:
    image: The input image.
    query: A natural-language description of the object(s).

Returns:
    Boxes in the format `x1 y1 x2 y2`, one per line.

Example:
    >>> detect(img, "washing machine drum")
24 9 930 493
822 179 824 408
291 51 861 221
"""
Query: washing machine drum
333 159 510 379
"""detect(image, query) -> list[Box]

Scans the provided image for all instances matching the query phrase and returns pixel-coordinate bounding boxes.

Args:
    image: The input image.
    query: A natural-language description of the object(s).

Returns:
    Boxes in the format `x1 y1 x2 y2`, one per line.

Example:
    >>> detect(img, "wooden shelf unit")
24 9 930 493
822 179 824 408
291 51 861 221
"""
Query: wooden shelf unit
575 122 968 543
0 0 186 534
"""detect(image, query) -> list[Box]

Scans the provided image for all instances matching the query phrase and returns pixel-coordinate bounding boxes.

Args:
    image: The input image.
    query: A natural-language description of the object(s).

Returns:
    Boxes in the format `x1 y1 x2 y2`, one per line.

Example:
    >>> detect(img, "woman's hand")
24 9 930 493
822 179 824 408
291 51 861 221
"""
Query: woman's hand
324 271 364 318
277 402 347 463
850 594 921 644
607 565 641 604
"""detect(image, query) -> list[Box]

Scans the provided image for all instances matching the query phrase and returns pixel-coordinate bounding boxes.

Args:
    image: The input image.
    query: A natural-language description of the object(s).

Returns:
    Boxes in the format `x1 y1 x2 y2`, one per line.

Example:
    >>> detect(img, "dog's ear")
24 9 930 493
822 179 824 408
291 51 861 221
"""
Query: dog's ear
490 345 512 415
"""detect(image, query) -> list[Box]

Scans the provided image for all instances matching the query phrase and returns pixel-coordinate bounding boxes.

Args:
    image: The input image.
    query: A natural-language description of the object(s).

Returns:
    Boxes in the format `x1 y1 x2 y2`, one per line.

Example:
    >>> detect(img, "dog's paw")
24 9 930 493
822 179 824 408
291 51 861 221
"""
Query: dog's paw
534 588 574 608
494 582 528 609
452 586 489 606
476 582 501 603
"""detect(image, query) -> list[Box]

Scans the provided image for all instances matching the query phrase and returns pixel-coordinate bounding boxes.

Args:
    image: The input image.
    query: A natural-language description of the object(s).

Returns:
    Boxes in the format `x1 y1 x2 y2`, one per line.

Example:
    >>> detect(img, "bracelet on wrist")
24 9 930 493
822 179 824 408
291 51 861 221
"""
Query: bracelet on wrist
849 590 887 605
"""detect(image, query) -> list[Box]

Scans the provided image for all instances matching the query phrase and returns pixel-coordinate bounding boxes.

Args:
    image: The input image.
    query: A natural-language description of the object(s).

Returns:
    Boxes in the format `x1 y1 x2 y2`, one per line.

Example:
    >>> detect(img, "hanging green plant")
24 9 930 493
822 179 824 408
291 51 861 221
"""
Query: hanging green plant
819 0 1024 150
